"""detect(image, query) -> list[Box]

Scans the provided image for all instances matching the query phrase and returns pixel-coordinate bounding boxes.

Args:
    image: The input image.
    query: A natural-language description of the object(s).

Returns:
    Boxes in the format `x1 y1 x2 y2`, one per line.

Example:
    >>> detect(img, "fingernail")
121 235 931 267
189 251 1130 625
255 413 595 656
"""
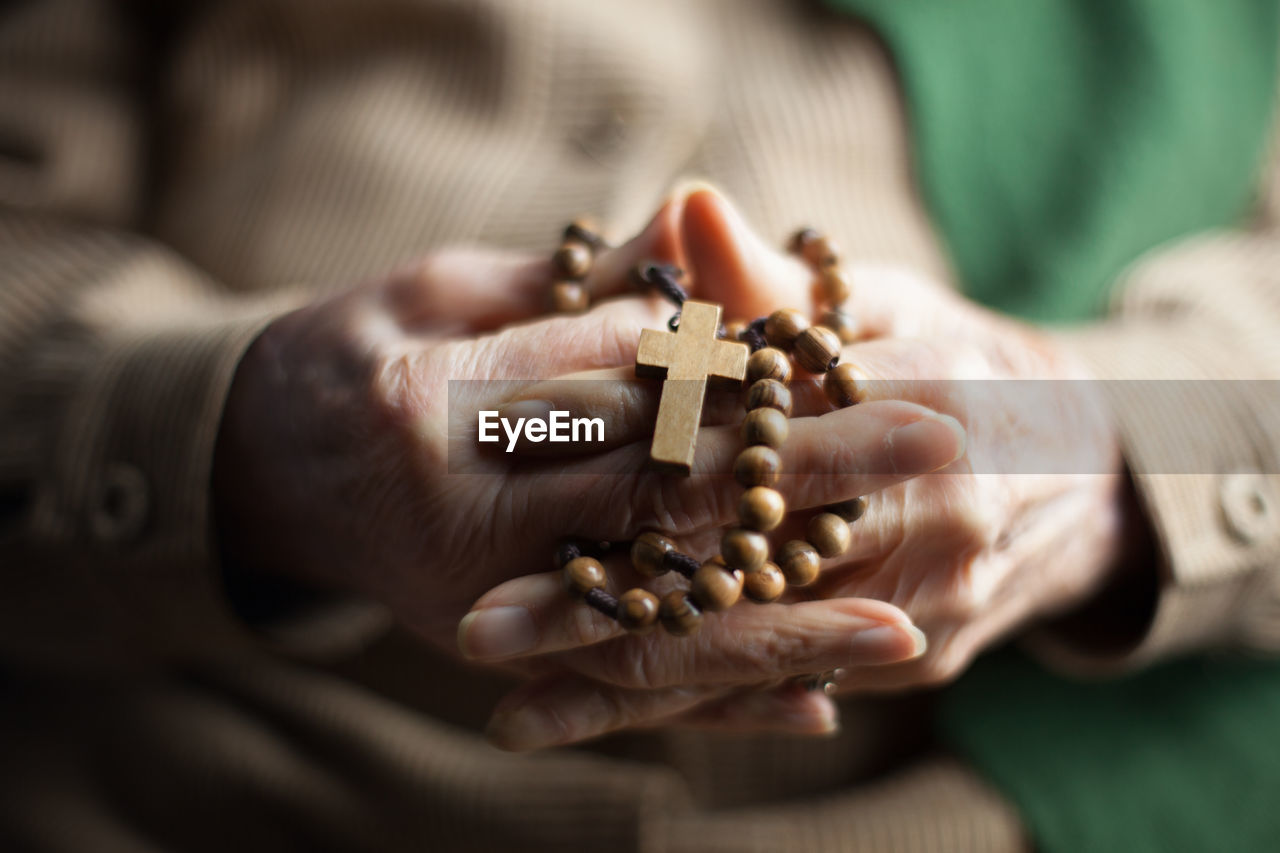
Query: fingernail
807 697 841 735
781 699 840 735
904 625 928 657
457 606 538 660
847 624 927 662
798 691 839 732
887 414 966 473
486 705 565 752
669 177 720 201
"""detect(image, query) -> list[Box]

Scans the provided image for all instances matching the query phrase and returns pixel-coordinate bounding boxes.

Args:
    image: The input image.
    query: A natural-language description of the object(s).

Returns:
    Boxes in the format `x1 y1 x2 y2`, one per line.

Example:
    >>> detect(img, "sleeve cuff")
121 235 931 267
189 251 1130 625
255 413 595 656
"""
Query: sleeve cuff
1029 319 1280 673
22 294 388 665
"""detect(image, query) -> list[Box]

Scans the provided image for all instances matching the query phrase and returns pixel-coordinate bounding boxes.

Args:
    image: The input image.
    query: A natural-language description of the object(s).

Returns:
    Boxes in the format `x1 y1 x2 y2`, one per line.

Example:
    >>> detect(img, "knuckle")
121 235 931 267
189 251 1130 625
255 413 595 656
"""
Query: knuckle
917 651 966 688
370 351 415 418
366 348 435 432
563 309 644 370
725 625 815 678
618 473 715 537
945 573 984 619
594 634 660 689
940 484 1001 551
598 313 643 367
568 603 616 649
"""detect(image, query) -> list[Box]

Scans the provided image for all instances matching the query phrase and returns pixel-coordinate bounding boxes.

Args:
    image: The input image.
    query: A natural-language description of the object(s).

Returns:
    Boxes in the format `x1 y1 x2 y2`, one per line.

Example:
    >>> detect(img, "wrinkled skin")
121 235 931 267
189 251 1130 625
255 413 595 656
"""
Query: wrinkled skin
213 189 956 745
463 189 1145 749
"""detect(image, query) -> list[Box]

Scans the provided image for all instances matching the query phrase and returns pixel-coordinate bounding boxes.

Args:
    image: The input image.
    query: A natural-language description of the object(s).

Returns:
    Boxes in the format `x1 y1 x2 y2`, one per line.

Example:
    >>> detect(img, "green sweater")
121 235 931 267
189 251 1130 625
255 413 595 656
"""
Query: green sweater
823 1 1278 850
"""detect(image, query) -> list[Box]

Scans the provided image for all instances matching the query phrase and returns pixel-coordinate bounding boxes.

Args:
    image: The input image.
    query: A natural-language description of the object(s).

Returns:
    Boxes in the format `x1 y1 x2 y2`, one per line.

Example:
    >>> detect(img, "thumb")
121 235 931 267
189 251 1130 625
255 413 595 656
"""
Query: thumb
382 191 689 333
681 186 813 322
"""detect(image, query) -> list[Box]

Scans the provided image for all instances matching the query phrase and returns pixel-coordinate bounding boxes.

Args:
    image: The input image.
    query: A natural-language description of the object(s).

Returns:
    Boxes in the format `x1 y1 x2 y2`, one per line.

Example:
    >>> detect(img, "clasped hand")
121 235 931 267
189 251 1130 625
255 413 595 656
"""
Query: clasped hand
214 188 1135 752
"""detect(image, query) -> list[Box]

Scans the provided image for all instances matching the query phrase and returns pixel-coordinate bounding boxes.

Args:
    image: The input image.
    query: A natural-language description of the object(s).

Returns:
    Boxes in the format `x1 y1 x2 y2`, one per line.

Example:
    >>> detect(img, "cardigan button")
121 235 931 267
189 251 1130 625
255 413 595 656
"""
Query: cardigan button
573 108 629 162
1219 472 1276 545
89 463 150 545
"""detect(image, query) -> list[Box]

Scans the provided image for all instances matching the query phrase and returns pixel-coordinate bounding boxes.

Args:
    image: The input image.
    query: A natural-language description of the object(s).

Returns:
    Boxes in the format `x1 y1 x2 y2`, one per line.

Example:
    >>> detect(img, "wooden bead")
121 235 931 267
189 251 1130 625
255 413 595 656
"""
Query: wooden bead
741 407 789 448
659 590 703 636
725 319 748 341
553 241 592 279
806 512 852 558
828 497 867 523
631 532 675 577
550 281 589 313
778 540 821 587
824 362 867 408
734 445 782 488
788 227 821 256
821 309 859 344
763 309 810 350
746 347 792 385
562 556 607 599
802 234 840 269
617 588 660 633
739 486 786 532
691 561 745 611
721 528 769 573
744 561 786 603
794 326 841 374
817 267 852 305
747 378 793 416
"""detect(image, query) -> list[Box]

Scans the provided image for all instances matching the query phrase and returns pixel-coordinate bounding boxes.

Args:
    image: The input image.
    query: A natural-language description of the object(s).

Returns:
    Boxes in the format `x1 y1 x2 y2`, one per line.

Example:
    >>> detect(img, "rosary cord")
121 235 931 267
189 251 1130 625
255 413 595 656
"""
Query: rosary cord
634 262 689 307
564 221 610 251
741 317 769 352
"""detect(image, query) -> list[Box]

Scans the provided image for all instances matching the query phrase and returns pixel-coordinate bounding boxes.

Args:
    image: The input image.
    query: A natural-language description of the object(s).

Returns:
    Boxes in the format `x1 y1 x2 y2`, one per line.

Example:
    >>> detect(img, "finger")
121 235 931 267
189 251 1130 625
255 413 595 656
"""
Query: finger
460 566 924 669
458 570 632 662
679 188 953 341
681 186 814 320
812 337 987 416
486 676 840 751
672 681 840 736
485 672 721 751
465 560 926 676
382 250 557 333
582 190 686 300
384 193 686 332
830 262 964 341
472 295 679 381
522 400 966 542
558 596 926 689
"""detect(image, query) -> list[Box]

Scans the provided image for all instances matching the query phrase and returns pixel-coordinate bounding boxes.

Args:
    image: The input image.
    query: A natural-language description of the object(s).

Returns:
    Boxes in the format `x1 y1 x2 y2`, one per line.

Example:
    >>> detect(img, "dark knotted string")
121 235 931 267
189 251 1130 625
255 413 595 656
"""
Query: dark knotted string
583 587 619 619
660 551 700 579
631 262 692 332
555 536 703 620
556 541 583 567
634 262 773 340
564 221 612 252
741 317 769 352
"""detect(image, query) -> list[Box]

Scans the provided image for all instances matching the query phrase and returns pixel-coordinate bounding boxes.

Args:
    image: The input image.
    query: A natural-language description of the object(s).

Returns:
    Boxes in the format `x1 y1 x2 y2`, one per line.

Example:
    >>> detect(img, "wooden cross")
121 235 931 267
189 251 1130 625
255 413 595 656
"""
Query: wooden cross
635 300 748 475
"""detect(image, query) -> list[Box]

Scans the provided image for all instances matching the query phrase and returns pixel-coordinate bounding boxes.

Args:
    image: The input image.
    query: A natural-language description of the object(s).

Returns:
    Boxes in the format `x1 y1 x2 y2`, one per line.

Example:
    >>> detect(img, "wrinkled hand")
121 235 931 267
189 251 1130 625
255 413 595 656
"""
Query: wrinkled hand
213 198 691 651
212 190 951 739
469 189 1141 747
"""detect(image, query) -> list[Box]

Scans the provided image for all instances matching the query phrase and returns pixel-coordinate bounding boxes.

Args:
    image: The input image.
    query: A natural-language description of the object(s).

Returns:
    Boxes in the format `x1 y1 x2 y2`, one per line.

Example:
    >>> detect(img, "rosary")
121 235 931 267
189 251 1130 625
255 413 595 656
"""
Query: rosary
546 219 866 642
